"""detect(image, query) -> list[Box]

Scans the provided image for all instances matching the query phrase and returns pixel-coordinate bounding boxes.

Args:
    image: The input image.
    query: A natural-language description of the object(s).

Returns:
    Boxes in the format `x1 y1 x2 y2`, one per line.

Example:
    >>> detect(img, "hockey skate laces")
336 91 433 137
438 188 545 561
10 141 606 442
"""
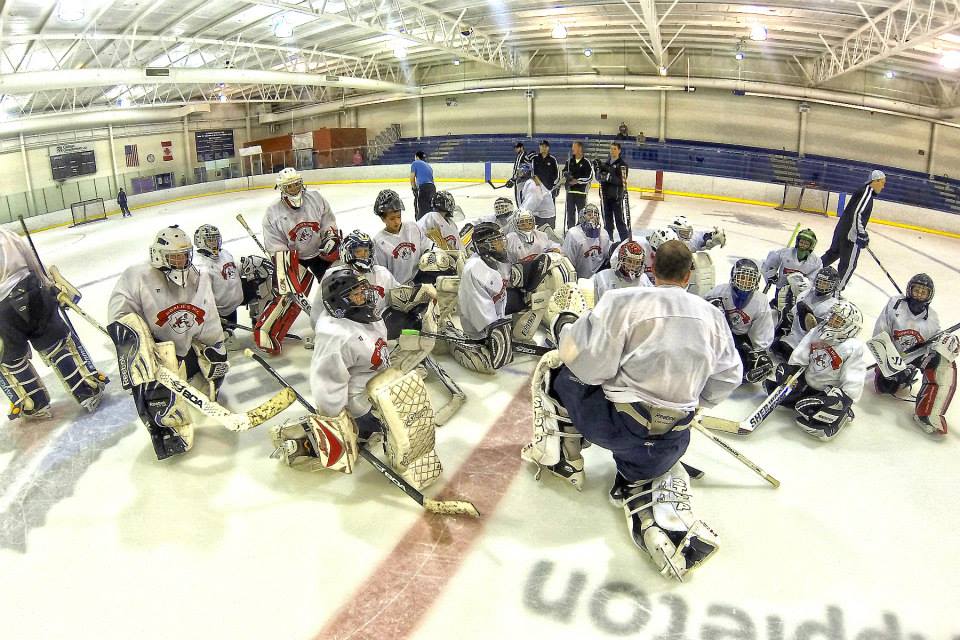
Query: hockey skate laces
622 480 692 518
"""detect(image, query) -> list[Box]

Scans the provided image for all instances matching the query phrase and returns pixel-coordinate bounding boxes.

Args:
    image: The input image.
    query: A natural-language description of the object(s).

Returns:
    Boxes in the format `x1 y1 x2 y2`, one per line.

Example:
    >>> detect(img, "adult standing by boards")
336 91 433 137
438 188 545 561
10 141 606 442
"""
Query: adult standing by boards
563 141 593 231
531 140 559 203
118 188 132 218
595 142 629 241
821 169 886 294
410 151 435 221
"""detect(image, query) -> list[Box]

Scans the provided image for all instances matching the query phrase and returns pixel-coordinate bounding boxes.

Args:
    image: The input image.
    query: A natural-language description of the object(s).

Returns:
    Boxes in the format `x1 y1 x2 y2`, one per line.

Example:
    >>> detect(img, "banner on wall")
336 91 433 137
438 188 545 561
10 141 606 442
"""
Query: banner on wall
292 132 313 150
161 140 173 161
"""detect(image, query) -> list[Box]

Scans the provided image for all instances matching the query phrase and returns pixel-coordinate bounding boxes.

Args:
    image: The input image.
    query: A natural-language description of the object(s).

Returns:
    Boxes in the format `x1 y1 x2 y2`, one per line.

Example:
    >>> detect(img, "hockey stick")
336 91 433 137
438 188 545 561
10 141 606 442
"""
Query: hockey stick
691 417 780 488
402 329 553 357
245 349 480 518
620 165 632 241
867 320 960 374
865 247 904 295
486 179 513 190
224 320 307 344
423 356 466 426
236 213 269 256
699 366 807 435
763 223 802 294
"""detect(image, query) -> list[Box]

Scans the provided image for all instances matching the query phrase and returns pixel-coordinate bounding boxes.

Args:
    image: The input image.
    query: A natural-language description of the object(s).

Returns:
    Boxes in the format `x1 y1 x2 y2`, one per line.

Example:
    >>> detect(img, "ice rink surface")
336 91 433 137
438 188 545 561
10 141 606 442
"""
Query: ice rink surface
1 181 957 640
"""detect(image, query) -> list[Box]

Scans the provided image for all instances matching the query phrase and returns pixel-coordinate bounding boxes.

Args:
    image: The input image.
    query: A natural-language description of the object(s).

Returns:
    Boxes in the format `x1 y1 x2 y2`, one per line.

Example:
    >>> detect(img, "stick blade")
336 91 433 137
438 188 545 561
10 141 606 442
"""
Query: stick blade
245 387 297 428
698 414 745 434
424 498 480 518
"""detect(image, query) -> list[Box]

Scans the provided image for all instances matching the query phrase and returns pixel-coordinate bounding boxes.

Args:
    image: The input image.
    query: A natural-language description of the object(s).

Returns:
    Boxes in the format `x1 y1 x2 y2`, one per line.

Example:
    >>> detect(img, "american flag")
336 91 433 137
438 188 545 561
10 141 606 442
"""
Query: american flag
124 144 139 167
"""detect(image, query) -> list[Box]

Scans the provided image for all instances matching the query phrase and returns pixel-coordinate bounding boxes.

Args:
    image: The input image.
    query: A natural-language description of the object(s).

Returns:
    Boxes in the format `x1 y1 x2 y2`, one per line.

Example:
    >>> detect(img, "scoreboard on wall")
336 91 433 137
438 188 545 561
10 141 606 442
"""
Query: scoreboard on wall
195 129 235 162
49 143 97 180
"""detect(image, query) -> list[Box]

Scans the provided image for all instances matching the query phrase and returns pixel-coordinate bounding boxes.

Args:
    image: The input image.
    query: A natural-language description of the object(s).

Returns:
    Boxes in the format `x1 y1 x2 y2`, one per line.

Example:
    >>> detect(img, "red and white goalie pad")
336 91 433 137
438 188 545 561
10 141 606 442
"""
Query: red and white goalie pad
271 411 359 473
254 251 314 355
916 333 959 435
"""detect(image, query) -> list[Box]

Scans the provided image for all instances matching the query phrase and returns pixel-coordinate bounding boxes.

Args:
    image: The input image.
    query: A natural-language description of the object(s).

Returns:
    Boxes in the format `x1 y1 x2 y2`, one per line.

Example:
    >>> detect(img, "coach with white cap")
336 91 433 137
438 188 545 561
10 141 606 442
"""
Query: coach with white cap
821 169 886 294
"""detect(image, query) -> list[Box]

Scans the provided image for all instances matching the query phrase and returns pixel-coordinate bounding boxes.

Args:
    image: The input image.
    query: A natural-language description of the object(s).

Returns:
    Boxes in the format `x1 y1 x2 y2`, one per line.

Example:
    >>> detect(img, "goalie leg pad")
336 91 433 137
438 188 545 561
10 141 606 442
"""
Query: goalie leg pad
240 255 276 321
132 341 192 460
546 282 591 343
367 367 441 490
0 353 51 419
795 386 854 441
621 461 719 581
39 335 106 412
270 412 359 473
448 319 513 374
254 295 302 355
687 251 716 297
915 354 956 435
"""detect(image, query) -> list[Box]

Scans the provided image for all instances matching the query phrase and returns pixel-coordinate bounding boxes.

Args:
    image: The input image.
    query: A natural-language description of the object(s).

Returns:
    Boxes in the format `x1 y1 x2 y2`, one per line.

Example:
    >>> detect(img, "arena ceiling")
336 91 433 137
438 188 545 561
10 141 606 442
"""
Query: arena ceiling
1 0 959 120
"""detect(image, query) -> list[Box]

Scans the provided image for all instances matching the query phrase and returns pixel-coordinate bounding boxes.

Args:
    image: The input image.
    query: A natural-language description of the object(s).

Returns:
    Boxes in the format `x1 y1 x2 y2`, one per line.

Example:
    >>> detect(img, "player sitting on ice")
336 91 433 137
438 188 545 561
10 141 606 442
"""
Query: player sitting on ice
272 270 442 489
761 228 822 299
460 197 518 259
373 189 455 287
592 241 652 302
0 227 107 420
706 259 775 383
765 300 867 441
107 226 227 460
869 274 957 435
562 204 611 278
668 215 726 252
256 167 340 354
770 267 839 360
522 240 741 581
506 210 561 264
417 190 463 251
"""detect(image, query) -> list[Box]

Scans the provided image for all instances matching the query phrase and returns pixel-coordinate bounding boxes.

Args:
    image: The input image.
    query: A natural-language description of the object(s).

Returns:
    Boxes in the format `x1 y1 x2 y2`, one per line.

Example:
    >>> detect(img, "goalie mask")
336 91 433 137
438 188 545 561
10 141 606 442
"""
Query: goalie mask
342 230 375 273
472 222 508 266
795 228 817 261
820 300 862 345
617 241 645 281
494 197 514 223
905 273 934 316
193 224 222 258
516 209 536 242
668 215 693 241
579 204 601 239
730 258 760 309
321 270 379 323
648 227 678 252
432 191 456 218
276 167 305 209
374 189 404 217
150 226 194 288
813 266 839 298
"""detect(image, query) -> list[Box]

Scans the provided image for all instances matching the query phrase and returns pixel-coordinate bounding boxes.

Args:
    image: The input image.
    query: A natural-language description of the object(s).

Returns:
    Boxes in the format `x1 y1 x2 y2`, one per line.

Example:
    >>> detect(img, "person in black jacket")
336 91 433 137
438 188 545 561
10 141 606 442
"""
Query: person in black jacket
118 188 132 217
595 142 629 241
512 142 534 206
562 141 593 230
821 170 886 293
531 140 559 201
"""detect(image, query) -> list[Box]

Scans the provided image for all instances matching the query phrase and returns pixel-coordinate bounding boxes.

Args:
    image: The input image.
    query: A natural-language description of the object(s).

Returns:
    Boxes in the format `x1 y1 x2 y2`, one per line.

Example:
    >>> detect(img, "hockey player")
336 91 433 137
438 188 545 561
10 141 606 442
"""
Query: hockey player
562 204 610 278
193 224 243 344
506 210 561 264
761 228 822 291
765 300 867 441
771 267 840 361
0 227 107 419
593 241 651 302
705 259 775 383
643 227 678 284
417 190 462 251
668 215 726 252
257 167 340 354
372 189 433 285
522 239 741 581
871 274 957 434
108 226 227 460
519 169 558 230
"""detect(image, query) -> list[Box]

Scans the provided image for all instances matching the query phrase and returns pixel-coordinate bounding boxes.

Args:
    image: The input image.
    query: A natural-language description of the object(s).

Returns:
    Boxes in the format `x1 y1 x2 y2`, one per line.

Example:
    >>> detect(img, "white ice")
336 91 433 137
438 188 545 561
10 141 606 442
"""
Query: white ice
0 182 957 640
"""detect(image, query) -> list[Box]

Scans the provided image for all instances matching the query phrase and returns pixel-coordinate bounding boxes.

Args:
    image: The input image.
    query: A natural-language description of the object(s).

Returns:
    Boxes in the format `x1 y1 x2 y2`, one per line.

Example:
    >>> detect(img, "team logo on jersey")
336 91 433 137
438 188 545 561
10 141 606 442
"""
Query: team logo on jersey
287 221 321 244
492 279 507 304
370 284 386 299
893 328 924 351
583 244 603 258
444 235 457 247
156 303 206 333
369 337 389 370
810 343 843 371
725 308 752 328
221 261 237 280
392 242 417 260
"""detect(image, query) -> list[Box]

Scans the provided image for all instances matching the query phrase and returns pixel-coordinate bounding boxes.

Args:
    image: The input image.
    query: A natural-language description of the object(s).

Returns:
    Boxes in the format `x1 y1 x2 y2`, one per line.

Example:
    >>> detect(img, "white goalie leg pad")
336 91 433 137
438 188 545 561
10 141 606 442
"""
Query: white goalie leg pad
545 282 592 343
270 411 359 473
512 289 549 342
0 350 51 419
391 301 439 373
367 367 441 490
447 319 513 374
521 350 571 469
418 248 456 275
388 284 437 313
622 461 720 581
916 347 958 435
155 341 193 449
434 276 460 354
687 251 716 297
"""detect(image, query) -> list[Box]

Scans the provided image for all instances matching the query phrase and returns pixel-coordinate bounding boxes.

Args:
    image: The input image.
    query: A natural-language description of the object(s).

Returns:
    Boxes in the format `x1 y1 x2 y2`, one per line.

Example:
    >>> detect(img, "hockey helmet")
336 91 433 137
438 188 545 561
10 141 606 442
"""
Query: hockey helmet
341 230 375 273
617 241 646 281
813 266 840 297
906 273 934 315
648 227 678 252
432 190 456 215
472 222 508 265
193 224 222 257
515 163 533 181
494 197 515 221
150 226 194 288
668 215 694 241
795 228 817 260
321 270 379 324
821 300 863 344
276 167 304 208
579 204 601 237
374 189 405 217
515 209 536 241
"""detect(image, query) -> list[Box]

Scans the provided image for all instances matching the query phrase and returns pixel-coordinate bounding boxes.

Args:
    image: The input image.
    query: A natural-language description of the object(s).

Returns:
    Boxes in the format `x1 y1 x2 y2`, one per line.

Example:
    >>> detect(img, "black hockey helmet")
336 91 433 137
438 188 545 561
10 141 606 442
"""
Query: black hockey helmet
906 273 934 315
731 258 761 293
341 230 374 273
321 270 379 323
432 190 456 215
374 189 404 217
814 266 840 297
471 222 508 264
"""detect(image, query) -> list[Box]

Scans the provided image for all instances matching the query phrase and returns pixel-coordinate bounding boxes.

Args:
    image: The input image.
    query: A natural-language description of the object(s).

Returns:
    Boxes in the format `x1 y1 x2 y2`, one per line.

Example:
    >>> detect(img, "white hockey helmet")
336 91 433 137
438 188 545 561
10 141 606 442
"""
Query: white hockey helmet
276 167 304 208
668 215 693 240
648 227 678 251
193 224 221 257
820 300 863 344
515 209 536 241
150 226 194 287
494 197 515 221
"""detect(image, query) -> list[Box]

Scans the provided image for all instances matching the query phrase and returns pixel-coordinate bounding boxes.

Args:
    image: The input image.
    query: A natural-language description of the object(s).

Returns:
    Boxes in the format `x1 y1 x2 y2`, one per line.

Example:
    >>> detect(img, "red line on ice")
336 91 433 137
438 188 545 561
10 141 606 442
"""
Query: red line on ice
314 383 533 640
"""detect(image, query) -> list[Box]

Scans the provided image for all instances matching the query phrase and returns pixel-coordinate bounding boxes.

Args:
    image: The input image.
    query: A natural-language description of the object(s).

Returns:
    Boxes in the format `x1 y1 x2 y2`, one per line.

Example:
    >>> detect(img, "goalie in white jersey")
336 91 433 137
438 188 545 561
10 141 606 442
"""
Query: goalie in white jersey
761 228 822 293
562 204 610 278
108 226 227 460
416 190 462 251
871 274 957 435
522 240 741 581
592 240 652 302
668 215 726 252
705 259 776 383
765 300 868 441
373 189 454 287
506 210 561 264
771 267 839 361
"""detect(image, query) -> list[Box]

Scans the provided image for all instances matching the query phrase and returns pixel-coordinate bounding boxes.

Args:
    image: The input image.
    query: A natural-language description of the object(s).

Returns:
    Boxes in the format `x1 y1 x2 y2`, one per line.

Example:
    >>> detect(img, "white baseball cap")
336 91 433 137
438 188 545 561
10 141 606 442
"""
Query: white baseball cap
869 170 886 182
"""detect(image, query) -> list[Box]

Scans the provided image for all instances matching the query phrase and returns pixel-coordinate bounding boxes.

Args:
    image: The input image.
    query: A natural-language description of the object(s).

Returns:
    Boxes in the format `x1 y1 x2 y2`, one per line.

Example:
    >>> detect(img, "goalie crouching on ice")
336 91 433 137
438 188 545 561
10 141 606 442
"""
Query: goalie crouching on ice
522 240 742 581
271 270 443 491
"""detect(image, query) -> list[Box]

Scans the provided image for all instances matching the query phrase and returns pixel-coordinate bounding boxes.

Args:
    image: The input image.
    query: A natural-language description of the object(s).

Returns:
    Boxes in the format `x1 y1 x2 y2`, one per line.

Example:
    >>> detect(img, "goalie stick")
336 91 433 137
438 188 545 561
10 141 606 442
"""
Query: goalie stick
691 416 780 488
245 349 480 518
699 366 807 436
236 213 269 256
763 223 802 294
867 320 960 376
865 247 903 296
402 329 553 357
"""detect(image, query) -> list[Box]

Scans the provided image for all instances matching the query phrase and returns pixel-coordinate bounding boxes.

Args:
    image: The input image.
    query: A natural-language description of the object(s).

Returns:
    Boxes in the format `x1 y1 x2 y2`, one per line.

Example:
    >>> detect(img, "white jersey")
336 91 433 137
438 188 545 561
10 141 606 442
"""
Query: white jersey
562 226 610 278
108 264 223 358
506 230 560 264
469 214 517 238
789 330 868 402
783 290 837 349
262 190 338 260
873 297 941 361
705 284 775 349
195 249 243 316
373 222 431 285
417 211 462 251
311 263 399 326
520 179 557 222
309 315 389 418
458 255 508 339
0 227 46 301
560 286 742 409
761 247 823 285
592 268 652 303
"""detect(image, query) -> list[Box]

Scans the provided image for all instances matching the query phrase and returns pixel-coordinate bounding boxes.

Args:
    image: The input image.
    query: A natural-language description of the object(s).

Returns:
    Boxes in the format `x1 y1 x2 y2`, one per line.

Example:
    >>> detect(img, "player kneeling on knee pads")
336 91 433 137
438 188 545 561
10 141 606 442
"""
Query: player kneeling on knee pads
592 240 652 303
524 240 741 580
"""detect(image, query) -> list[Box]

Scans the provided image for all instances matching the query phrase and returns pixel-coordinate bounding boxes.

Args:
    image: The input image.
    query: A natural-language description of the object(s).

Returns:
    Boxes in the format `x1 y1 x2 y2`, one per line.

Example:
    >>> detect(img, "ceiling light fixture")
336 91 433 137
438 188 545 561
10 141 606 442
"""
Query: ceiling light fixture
273 16 293 38
583 48 593 57
552 23 567 39
452 58 461 66
885 70 896 79
57 1 85 22
117 96 130 108
750 24 768 41
393 40 408 59
941 51 960 70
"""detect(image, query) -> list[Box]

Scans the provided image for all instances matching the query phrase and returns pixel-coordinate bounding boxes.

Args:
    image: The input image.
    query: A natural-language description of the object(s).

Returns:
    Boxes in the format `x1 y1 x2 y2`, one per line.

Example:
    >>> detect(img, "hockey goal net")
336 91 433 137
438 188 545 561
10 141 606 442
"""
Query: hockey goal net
775 182 831 215
70 197 107 227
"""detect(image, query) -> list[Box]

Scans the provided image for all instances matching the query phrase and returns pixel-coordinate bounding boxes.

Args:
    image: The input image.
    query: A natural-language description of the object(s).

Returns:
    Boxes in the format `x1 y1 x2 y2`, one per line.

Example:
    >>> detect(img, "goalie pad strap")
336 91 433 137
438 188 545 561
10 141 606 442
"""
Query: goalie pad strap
0 355 50 417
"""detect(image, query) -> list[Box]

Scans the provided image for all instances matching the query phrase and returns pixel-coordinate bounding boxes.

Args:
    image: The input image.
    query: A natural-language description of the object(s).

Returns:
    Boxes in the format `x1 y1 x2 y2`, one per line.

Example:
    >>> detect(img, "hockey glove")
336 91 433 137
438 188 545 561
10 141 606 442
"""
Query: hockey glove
856 233 869 249
195 342 229 393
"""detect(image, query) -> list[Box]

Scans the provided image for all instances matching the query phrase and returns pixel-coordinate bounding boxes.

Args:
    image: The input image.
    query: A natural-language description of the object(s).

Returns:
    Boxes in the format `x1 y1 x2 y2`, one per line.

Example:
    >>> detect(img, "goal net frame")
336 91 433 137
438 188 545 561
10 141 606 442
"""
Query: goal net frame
70 197 107 227
775 182 832 215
